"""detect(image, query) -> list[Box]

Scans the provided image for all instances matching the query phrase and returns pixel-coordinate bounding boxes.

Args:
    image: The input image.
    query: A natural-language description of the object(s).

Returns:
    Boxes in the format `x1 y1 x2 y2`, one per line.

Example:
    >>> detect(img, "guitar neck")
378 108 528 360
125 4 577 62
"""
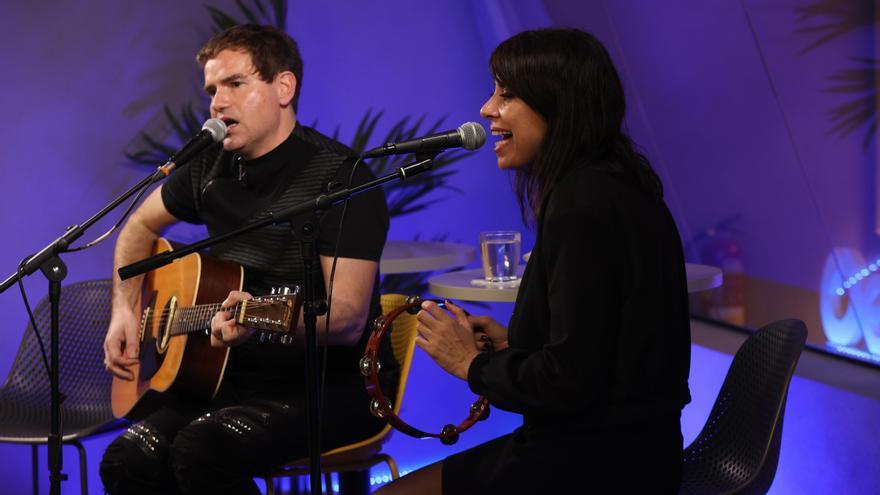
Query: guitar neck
144 294 297 339
168 302 243 337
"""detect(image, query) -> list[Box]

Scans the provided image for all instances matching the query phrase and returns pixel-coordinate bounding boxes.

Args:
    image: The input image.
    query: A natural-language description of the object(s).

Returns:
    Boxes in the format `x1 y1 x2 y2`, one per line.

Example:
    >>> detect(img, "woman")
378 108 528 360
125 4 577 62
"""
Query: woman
378 28 690 494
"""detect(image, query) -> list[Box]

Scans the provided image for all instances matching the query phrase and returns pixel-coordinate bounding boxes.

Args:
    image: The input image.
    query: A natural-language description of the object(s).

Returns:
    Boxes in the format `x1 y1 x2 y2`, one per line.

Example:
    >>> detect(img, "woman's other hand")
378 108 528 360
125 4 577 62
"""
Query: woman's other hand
469 314 509 352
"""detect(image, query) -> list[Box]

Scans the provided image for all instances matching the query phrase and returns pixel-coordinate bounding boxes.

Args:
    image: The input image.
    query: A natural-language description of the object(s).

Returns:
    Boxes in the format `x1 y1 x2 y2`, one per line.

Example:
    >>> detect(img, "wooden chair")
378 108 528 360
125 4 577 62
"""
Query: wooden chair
263 293 419 494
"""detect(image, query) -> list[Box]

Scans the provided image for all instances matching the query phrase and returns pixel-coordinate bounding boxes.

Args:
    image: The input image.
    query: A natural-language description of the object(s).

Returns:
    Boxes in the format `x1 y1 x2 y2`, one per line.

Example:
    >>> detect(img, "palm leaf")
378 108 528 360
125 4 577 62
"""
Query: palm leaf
208 0 284 33
820 57 880 148
234 0 259 24
253 0 268 19
349 109 384 154
271 0 287 29
795 1 879 148
794 0 874 54
206 6 239 32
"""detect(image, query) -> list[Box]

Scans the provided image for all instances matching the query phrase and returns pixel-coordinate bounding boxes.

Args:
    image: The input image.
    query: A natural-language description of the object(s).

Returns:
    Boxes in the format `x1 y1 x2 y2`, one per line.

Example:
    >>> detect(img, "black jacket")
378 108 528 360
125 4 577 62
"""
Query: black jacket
467 165 691 432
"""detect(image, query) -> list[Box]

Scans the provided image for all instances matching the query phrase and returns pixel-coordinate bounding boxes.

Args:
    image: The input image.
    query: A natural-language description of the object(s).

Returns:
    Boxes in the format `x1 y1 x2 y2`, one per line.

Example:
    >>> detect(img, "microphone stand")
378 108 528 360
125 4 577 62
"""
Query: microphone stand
0 166 175 495
118 154 437 494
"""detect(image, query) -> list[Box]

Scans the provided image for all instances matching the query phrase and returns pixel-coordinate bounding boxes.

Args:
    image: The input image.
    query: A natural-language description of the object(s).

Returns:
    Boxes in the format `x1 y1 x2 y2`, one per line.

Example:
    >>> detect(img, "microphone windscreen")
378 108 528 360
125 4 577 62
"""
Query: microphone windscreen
202 118 228 142
459 122 486 150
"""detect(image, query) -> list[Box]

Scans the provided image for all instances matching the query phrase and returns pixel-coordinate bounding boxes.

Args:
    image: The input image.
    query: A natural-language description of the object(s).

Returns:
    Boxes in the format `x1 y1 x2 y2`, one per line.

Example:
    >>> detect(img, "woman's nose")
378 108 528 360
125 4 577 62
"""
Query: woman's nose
480 97 498 119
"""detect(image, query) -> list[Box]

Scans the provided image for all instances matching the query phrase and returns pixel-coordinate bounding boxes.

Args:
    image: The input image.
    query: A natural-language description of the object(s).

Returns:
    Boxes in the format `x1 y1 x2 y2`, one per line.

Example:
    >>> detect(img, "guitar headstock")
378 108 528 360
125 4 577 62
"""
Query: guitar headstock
237 286 302 345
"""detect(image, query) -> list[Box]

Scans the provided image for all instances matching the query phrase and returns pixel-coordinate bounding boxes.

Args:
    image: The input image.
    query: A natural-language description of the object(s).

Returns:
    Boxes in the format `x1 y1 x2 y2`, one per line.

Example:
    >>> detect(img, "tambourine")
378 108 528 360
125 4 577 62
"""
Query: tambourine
360 295 490 445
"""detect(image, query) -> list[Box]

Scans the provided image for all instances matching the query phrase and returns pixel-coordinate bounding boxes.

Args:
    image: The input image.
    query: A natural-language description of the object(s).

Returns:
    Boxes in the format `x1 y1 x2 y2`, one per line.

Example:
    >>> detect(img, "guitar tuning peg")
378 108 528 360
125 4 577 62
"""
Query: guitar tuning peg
270 287 278 295
268 332 280 344
259 331 270 343
281 334 294 345
279 286 292 295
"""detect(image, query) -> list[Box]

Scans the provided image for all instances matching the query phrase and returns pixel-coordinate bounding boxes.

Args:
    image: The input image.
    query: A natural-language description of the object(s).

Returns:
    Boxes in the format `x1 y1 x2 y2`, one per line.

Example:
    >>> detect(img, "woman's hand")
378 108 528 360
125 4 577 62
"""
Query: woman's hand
211 291 256 347
415 300 481 380
469 314 509 352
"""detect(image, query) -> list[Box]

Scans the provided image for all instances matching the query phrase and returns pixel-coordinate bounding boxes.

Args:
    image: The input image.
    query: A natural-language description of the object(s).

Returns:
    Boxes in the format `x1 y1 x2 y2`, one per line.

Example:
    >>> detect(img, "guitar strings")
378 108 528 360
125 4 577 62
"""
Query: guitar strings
140 301 285 334
142 300 284 320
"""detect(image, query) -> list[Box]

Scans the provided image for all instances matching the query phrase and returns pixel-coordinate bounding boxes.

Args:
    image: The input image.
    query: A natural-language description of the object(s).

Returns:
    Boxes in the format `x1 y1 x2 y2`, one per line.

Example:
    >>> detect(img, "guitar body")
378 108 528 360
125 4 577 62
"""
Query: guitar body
111 238 244 420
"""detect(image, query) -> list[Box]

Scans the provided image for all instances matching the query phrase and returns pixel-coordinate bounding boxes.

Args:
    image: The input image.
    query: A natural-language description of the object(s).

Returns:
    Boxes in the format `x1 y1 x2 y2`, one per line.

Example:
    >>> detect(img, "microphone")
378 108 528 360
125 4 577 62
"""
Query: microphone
158 118 227 175
362 122 486 158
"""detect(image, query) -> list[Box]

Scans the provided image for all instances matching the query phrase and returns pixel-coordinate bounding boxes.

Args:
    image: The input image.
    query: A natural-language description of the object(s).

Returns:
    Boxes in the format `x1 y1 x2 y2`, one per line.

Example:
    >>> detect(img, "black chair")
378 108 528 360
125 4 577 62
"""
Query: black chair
679 319 807 495
0 279 126 495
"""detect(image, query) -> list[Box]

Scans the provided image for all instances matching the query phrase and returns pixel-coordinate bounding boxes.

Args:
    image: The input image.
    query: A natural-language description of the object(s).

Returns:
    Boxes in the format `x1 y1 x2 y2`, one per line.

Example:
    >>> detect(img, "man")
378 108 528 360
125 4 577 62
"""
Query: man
100 24 392 494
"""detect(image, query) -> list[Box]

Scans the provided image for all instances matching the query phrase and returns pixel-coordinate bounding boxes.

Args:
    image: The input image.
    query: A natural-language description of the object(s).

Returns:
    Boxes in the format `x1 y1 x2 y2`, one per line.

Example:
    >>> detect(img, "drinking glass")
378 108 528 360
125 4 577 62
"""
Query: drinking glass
480 231 521 283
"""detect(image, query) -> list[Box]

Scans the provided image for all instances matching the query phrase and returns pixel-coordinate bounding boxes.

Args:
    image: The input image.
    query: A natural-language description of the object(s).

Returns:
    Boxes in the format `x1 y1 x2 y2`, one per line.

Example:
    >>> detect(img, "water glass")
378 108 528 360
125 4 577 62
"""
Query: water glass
480 231 521 282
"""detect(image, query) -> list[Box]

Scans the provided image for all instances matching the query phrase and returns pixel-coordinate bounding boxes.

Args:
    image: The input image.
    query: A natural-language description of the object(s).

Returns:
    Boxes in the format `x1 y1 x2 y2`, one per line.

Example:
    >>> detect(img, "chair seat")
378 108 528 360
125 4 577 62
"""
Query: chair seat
262 293 416 494
271 441 386 475
0 390 121 441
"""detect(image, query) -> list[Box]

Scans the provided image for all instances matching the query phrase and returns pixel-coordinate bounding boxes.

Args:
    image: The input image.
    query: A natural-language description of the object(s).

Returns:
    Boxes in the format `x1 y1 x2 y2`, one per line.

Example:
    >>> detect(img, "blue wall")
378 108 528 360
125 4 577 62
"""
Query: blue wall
1 1 878 493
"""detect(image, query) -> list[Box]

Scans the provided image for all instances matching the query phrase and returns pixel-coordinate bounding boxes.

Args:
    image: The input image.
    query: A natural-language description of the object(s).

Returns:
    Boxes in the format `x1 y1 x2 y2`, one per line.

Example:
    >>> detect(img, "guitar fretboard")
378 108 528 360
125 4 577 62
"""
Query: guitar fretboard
172 303 231 336
145 302 243 337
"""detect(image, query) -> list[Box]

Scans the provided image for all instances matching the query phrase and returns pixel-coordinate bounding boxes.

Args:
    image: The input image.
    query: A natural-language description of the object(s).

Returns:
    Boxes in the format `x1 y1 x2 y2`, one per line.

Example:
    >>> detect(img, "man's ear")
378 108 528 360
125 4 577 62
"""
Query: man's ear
276 71 297 107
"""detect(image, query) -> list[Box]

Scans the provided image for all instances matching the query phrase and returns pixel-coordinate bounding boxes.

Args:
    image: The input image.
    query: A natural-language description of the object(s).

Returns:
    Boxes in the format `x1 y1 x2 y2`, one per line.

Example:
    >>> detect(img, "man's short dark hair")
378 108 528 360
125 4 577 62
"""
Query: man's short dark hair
197 24 303 112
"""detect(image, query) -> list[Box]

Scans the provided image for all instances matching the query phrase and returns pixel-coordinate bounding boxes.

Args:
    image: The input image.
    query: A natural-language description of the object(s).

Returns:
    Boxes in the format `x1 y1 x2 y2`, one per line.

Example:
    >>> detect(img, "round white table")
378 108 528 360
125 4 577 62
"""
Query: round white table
685 263 724 293
428 263 723 303
380 240 476 274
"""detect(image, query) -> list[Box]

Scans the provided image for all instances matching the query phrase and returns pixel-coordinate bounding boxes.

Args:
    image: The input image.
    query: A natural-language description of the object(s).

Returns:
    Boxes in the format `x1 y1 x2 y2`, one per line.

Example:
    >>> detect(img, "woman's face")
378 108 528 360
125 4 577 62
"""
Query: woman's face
480 81 548 170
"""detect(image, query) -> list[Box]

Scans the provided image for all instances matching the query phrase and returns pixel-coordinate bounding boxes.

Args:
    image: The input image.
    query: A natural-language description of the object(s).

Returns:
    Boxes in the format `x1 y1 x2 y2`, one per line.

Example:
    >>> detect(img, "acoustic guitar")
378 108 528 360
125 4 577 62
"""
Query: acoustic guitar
111 238 302 420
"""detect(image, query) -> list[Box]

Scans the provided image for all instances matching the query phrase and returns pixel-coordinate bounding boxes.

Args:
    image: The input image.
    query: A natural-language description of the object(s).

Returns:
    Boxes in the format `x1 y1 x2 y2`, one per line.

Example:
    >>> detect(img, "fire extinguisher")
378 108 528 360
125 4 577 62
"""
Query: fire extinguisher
690 217 746 326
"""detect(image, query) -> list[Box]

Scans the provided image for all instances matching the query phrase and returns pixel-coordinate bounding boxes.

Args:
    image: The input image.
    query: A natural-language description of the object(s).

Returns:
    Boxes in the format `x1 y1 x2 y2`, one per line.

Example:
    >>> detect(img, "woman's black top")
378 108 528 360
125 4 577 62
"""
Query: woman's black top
467 164 691 432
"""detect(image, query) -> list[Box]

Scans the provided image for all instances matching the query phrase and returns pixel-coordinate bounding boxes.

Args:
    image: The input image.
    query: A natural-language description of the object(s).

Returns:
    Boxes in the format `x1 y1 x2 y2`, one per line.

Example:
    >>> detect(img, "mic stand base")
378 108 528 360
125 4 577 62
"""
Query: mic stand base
297 216 325 495
39 256 69 495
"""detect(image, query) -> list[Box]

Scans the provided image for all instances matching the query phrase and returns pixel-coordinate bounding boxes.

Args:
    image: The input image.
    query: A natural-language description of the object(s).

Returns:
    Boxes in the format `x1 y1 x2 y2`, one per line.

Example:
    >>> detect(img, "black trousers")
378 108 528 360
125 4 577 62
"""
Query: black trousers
442 414 684 494
100 372 390 495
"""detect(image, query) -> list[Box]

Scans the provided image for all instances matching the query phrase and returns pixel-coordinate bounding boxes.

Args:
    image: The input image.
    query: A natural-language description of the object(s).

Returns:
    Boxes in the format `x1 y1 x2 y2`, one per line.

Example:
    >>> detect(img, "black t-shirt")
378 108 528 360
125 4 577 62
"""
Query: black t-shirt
161 124 391 391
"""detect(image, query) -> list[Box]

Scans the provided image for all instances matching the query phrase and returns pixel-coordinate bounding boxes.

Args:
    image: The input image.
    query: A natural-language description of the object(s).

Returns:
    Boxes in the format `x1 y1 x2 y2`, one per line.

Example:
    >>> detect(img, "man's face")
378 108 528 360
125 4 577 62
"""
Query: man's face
203 49 293 160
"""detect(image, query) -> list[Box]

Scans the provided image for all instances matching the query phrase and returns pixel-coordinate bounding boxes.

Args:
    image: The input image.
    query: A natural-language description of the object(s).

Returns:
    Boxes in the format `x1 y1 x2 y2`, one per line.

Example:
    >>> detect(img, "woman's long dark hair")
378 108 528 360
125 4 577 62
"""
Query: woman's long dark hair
490 28 663 223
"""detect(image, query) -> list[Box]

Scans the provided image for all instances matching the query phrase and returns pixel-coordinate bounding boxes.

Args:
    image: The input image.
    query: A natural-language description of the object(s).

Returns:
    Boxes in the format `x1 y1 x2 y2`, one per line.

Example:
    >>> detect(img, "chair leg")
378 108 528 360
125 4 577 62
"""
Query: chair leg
338 471 370 495
31 445 38 495
72 441 87 495
323 472 333 494
290 476 302 494
379 453 400 479
263 477 275 495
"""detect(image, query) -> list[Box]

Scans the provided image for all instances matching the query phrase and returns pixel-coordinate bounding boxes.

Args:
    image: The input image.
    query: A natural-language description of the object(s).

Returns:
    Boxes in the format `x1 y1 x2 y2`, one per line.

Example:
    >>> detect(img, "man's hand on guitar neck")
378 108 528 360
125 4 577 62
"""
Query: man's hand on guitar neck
104 309 140 380
211 291 257 347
